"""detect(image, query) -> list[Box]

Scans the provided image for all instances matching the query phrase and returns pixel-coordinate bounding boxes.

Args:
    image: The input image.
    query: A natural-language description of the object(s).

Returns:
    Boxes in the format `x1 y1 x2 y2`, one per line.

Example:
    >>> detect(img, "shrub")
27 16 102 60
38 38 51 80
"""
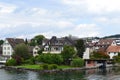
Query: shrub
49 64 58 70
5 58 17 66
36 54 63 64
41 64 49 70
24 57 36 65
12 55 24 65
51 54 63 65
71 58 84 67
90 51 110 59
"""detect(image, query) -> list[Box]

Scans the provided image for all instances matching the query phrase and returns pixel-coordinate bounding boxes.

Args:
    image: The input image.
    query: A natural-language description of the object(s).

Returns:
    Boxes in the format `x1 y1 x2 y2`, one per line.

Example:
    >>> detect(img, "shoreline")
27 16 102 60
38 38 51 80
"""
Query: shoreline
1 65 117 74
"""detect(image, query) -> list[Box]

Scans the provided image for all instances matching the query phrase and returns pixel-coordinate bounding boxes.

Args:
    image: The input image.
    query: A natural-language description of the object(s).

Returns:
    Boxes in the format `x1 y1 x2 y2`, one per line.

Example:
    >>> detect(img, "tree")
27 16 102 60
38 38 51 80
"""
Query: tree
90 51 110 59
34 35 45 45
61 45 76 65
113 52 120 63
25 38 28 45
13 43 32 60
0 40 4 45
75 39 85 58
38 49 44 55
29 35 45 46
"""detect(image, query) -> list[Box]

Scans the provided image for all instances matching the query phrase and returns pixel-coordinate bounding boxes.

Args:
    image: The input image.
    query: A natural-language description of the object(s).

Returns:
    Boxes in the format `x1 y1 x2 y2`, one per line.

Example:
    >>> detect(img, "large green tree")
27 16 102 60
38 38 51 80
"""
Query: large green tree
61 45 76 65
13 43 32 60
30 35 45 46
75 39 85 58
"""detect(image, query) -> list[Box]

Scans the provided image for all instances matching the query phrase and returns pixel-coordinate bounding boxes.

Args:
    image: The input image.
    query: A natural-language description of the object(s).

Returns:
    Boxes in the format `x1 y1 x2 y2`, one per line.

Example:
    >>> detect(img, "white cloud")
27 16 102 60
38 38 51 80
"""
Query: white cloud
95 17 120 25
61 0 120 14
0 1 106 39
94 17 109 23
0 2 16 14
74 24 100 37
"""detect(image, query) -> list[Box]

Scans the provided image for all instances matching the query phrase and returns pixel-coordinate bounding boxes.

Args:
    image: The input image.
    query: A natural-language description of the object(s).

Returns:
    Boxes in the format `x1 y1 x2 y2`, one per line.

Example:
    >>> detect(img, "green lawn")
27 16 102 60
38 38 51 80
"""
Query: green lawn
17 64 73 70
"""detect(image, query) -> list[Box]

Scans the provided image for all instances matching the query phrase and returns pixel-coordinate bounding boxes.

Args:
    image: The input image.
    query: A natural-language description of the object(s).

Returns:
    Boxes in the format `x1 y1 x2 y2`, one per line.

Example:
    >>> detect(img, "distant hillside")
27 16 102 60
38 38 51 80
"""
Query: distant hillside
103 34 120 39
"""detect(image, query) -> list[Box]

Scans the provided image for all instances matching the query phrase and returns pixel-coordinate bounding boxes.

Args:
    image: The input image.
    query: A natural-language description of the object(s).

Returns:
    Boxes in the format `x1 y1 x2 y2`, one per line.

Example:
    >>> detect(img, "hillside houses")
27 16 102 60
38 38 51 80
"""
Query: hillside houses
1 36 120 61
85 38 120 59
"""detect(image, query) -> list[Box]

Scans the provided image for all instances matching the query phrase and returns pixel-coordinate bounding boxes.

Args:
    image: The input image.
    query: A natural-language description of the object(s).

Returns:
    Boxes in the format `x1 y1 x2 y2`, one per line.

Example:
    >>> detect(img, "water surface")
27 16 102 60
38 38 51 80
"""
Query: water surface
0 67 120 80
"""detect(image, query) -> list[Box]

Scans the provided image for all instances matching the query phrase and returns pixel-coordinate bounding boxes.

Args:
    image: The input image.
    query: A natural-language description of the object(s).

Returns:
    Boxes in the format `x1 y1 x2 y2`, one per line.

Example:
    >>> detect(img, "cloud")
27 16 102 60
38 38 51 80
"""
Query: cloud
94 17 120 25
0 2 16 14
0 1 111 39
61 0 120 14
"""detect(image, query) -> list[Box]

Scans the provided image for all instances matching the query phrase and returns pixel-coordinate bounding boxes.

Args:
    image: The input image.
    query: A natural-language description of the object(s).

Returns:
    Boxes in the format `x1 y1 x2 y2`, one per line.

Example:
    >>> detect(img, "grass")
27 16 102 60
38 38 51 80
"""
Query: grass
17 64 42 70
17 64 73 70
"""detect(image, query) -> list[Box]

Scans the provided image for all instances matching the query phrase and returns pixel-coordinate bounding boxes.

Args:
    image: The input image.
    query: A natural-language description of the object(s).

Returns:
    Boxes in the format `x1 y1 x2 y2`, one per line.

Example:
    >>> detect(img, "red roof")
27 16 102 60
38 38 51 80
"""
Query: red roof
106 45 120 52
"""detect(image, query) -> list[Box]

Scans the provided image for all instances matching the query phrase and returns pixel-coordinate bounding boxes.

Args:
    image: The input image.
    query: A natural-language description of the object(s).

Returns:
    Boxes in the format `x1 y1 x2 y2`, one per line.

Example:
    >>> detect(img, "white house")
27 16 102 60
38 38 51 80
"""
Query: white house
43 36 77 54
106 45 120 59
33 45 42 57
2 38 24 60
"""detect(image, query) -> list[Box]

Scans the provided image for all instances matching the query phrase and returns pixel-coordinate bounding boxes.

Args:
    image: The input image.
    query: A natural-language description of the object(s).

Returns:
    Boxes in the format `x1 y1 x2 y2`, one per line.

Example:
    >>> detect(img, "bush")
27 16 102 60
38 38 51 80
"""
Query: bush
51 54 63 64
41 64 49 70
12 55 24 65
113 56 120 64
5 58 17 66
24 57 36 65
71 58 84 67
36 54 63 64
49 64 58 69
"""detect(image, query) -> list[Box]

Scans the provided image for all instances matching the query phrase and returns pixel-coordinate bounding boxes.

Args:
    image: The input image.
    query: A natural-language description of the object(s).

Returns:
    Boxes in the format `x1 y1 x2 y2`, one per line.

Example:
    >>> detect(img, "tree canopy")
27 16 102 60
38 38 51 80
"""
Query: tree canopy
13 43 32 60
29 35 45 46
61 45 76 65
75 39 85 58
90 51 110 59
0 40 4 45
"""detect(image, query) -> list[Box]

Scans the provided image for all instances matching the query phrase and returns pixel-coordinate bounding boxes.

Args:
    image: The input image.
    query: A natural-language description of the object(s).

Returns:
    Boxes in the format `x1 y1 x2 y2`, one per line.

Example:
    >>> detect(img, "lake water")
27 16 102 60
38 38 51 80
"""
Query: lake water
0 67 120 80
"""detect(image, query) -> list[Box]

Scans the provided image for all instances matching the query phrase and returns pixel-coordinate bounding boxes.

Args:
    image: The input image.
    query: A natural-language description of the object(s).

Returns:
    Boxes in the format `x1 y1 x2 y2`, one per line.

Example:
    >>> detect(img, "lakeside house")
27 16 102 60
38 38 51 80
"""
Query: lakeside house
43 36 78 54
106 45 120 59
33 45 42 57
2 38 24 60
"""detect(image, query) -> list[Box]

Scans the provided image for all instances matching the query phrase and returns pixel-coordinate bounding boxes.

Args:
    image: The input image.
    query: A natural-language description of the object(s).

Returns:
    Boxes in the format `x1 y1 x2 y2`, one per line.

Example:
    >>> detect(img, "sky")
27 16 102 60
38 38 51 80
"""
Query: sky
0 0 120 39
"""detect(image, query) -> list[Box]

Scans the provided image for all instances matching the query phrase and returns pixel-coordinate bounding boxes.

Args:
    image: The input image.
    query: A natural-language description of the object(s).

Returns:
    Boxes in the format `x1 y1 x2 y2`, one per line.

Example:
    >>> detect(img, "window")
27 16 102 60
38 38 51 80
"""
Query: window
4 47 6 50
4 52 6 55
7 52 10 55
7 47 10 50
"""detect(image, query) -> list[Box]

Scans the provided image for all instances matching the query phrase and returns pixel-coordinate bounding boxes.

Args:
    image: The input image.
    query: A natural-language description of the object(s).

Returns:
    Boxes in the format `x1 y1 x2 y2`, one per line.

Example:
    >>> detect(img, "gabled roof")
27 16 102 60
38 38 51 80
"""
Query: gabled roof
106 45 120 53
6 38 24 48
44 36 77 47
97 47 108 52
96 39 114 46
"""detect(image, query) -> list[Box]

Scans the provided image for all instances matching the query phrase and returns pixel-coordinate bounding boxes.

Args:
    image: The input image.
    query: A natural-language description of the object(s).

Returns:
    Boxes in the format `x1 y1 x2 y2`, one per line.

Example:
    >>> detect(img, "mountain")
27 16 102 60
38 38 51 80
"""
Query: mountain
103 34 120 39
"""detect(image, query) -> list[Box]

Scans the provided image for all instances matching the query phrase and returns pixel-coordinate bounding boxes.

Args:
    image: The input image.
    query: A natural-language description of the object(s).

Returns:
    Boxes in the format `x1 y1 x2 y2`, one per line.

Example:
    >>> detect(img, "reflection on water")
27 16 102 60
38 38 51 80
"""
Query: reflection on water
0 67 120 80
